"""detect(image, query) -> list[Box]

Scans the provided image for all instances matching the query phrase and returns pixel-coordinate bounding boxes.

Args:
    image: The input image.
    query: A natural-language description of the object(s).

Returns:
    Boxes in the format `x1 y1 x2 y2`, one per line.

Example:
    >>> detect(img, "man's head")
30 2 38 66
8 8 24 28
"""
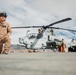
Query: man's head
0 12 7 22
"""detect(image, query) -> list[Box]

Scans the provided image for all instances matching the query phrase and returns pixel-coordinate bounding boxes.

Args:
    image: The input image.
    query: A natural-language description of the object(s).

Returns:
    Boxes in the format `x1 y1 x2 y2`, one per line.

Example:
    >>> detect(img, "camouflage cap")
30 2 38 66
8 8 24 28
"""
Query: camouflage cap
0 12 7 18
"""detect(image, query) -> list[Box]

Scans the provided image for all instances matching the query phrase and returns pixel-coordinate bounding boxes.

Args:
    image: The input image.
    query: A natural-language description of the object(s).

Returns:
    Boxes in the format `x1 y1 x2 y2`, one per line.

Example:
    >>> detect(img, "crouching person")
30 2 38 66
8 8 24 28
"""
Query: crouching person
0 12 12 54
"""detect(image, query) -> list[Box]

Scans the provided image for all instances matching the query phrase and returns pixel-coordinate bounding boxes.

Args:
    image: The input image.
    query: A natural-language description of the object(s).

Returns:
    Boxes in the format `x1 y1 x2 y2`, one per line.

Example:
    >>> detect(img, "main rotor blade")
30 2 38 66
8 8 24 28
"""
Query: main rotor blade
46 17 72 27
49 27 76 32
11 17 72 29
11 26 42 29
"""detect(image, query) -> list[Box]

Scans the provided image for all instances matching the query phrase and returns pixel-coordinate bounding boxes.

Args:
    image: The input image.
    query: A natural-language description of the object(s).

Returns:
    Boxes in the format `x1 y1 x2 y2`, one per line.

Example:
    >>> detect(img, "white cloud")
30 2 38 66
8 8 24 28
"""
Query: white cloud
29 0 76 17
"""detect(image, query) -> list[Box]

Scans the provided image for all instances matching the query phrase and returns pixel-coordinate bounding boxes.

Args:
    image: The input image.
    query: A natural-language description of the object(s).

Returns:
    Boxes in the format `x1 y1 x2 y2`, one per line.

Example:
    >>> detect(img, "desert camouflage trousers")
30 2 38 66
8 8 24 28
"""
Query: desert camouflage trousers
0 37 11 54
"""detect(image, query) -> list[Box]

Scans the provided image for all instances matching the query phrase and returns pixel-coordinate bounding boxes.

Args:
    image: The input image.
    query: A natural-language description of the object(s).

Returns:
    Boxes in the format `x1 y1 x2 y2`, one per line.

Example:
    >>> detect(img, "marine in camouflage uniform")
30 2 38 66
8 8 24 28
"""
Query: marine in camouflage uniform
0 12 12 54
61 39 66 52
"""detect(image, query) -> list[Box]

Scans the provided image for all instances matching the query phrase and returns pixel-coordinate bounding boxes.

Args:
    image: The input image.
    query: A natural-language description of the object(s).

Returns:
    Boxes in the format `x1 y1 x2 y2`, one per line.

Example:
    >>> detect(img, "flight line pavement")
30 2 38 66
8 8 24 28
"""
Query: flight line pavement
0 50 76 75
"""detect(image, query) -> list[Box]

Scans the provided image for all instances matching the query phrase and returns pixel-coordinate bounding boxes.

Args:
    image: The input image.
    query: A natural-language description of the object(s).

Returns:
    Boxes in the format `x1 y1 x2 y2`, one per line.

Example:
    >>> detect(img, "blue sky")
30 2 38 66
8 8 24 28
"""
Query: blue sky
0 0 76 44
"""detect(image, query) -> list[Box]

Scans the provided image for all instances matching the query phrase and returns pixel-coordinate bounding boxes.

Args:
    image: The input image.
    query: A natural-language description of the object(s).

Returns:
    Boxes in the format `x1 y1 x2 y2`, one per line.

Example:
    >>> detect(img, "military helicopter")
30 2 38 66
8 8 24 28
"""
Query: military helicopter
12 17 76 51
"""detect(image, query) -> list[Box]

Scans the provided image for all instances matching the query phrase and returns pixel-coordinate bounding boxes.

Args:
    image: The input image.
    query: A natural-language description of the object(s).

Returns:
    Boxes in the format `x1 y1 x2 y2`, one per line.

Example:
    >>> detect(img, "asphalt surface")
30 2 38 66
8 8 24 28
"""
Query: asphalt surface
0 51 76 75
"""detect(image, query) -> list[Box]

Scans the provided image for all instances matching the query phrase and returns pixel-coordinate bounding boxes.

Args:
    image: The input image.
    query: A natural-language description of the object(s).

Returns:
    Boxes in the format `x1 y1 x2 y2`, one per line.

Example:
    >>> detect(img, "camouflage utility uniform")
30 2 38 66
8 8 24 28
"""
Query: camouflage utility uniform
0 22 12 53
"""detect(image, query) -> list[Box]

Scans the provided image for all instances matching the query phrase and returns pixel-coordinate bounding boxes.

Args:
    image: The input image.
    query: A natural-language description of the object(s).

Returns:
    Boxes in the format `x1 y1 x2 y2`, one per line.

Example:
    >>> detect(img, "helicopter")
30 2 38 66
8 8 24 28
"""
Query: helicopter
11 17 76 51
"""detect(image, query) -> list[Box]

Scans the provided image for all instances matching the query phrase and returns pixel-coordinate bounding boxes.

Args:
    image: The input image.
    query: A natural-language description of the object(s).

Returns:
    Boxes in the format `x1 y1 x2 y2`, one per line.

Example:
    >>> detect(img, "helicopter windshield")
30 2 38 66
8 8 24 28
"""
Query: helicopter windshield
27 33 38 39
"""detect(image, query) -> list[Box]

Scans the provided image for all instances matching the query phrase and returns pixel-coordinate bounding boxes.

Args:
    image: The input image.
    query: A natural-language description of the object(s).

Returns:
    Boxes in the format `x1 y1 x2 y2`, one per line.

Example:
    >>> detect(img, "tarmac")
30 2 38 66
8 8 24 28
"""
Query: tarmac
0 50 76 75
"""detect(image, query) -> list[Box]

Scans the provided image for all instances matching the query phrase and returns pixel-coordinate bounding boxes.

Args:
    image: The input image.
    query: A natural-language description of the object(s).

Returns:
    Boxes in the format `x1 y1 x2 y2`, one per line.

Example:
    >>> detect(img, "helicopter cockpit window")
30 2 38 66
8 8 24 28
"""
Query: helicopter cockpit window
27 33 37 39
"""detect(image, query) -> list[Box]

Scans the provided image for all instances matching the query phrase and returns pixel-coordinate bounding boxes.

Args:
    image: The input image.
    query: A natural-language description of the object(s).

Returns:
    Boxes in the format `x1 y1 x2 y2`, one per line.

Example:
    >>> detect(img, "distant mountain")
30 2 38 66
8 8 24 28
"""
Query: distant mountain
55 30 76 39
10 44 25 50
